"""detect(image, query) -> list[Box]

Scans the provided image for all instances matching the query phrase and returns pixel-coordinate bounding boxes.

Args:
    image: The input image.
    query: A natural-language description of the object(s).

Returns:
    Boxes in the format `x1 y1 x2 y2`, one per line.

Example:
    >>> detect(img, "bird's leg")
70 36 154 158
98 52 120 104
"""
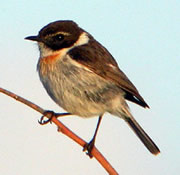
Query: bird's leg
38 110 71 125
83 114 103 158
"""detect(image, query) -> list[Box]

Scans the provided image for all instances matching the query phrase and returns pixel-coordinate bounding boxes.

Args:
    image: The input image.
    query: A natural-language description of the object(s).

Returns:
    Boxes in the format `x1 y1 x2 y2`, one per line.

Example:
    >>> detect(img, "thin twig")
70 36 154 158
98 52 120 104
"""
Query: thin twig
0 87 118 175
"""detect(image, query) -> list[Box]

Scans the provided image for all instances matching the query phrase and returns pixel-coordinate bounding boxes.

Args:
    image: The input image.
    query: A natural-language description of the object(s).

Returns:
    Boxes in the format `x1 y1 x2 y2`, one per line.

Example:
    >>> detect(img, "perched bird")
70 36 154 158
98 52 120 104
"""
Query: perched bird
25 20 160 157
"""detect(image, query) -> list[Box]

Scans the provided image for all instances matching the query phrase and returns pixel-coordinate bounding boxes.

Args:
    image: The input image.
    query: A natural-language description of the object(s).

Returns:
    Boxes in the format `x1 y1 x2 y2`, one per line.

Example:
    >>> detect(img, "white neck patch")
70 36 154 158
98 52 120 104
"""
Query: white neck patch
74 32 89 47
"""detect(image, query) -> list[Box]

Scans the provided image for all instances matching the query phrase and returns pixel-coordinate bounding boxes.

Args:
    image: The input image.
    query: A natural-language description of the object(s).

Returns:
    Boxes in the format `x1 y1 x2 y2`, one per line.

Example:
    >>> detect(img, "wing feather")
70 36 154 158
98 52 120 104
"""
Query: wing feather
68 39 149 108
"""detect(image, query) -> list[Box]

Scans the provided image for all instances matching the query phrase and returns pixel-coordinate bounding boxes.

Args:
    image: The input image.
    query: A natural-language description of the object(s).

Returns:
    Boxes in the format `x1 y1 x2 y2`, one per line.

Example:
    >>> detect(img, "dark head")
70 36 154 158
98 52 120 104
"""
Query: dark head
25 20 83 51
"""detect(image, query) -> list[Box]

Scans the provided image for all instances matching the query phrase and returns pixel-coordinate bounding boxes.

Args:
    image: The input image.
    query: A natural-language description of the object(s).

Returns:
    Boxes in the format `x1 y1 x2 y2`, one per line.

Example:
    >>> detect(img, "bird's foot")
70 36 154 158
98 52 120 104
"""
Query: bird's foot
83 139 95 158
38 110 55 125
38 111 71 125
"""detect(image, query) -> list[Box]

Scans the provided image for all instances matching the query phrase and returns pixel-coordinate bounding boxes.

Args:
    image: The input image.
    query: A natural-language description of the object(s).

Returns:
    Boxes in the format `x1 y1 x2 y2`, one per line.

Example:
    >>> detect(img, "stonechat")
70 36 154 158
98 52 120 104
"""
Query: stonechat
25 20 160 156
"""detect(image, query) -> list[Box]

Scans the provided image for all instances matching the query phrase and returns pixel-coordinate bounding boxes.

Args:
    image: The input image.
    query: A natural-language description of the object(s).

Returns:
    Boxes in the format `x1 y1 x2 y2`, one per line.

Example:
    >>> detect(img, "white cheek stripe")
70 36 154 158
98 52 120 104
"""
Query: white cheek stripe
39 32 89 58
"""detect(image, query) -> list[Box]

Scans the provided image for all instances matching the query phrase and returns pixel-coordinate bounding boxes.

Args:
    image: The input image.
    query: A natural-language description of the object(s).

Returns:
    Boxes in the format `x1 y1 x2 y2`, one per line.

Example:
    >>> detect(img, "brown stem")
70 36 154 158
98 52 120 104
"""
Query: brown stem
0 87 119 175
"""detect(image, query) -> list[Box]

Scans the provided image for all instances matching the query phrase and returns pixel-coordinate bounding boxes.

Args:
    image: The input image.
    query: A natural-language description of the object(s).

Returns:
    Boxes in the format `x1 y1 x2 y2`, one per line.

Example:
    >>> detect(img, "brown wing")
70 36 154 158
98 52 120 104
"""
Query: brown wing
68 38 149 108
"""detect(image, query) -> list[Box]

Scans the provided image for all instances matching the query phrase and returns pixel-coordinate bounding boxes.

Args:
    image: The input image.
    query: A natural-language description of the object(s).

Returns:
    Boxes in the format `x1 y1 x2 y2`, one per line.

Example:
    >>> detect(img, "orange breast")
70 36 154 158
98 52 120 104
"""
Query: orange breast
38 53 61 76
41 53 60 64
38 48 68 76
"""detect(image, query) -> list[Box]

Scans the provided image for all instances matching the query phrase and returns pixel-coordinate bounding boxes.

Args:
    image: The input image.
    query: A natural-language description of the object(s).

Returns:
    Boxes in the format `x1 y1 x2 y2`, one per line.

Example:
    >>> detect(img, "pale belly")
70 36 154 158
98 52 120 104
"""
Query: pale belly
38 56 123 117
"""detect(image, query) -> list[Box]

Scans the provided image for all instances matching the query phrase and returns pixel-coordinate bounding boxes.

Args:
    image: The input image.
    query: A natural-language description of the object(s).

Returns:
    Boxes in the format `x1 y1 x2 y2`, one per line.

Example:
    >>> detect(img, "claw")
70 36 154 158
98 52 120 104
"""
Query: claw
38 111 71 125
83 139 95 158
38 110 55 125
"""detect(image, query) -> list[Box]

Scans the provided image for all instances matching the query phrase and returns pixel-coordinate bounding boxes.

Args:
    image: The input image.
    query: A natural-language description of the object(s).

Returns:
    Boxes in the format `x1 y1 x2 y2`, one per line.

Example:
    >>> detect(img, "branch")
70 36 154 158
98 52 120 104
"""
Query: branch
0 87 118 175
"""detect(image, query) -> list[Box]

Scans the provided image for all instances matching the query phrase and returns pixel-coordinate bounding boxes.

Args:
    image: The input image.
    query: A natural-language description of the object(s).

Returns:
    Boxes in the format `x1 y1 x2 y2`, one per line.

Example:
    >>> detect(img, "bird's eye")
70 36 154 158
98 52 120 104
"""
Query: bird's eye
54 34 64 41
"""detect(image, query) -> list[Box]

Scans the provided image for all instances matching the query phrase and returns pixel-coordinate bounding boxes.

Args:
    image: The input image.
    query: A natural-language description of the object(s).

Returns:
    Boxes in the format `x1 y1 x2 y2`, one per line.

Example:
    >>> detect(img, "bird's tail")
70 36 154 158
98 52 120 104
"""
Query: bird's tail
124 113 160 155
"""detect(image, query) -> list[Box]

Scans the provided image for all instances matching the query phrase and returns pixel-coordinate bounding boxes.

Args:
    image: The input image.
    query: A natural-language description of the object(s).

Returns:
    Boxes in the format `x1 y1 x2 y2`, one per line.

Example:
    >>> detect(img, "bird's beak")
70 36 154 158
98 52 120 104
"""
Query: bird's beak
25 35 41 42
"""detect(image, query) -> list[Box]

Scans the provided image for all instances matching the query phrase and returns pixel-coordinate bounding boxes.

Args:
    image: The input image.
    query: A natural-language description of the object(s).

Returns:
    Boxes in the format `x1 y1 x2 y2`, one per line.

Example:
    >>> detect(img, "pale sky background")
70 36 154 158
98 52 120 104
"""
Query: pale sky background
0 1 179 175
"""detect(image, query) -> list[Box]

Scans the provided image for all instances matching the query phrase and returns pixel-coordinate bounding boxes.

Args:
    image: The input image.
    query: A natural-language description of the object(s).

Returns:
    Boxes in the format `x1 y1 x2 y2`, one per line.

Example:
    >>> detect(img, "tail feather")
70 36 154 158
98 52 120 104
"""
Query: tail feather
125 116 160 155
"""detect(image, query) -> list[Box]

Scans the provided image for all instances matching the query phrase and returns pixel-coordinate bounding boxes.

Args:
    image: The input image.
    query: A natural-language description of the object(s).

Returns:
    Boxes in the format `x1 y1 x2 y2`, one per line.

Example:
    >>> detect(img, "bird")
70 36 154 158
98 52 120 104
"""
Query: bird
25 20 160 157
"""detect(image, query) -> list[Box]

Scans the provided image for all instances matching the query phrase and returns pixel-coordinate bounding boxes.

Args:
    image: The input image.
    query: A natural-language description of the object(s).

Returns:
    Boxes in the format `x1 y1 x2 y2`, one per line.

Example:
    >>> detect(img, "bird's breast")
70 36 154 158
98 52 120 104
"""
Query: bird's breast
37 51 64 77
40 53 60 64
